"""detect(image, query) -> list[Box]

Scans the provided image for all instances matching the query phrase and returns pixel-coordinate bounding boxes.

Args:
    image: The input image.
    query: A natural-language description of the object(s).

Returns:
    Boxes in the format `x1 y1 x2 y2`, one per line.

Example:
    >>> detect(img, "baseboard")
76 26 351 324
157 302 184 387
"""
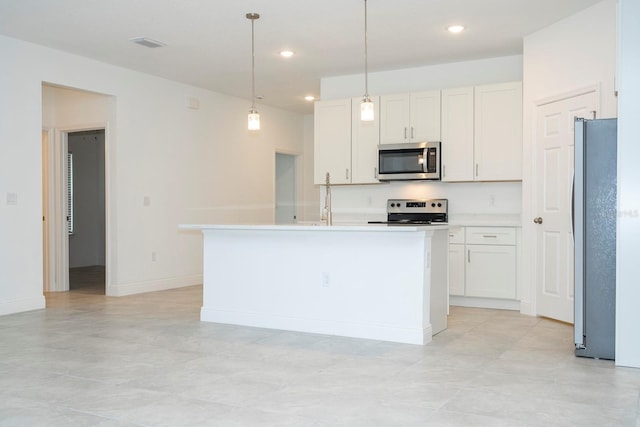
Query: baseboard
201 307 433 345
108 274 202 297
450 295 520 311
0 294 46 316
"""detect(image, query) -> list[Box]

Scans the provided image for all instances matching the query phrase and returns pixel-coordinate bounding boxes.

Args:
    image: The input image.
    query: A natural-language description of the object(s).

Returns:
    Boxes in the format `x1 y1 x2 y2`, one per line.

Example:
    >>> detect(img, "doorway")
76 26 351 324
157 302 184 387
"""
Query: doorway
533 88 598 323
42 126 107 294
275 153 297 224
67 130 106 294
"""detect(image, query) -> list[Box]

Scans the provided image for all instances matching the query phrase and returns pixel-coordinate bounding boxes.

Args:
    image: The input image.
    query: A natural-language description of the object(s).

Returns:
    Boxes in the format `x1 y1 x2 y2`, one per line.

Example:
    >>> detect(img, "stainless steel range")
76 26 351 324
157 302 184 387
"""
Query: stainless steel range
368 199 448 225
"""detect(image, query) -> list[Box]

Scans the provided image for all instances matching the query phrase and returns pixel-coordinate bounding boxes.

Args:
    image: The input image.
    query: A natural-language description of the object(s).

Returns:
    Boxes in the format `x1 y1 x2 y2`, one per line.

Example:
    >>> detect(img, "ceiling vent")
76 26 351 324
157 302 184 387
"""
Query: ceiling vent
130 37 166 48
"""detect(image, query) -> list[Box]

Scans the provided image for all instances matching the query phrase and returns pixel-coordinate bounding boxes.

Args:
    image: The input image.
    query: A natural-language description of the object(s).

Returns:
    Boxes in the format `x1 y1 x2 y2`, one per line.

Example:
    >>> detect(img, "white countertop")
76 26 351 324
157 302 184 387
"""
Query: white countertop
179 223 450 232
448 214 522 227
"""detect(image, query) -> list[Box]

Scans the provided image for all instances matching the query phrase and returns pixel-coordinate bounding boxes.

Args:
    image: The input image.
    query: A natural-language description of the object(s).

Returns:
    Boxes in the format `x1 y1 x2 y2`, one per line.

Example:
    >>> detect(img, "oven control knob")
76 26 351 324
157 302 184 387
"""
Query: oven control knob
431 203 436 207
437 203 442 207
390 203 396 207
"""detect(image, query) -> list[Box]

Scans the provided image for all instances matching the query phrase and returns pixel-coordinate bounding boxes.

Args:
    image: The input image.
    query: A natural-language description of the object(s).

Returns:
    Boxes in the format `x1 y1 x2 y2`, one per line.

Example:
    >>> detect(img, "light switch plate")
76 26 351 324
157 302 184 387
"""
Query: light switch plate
6 192 17 205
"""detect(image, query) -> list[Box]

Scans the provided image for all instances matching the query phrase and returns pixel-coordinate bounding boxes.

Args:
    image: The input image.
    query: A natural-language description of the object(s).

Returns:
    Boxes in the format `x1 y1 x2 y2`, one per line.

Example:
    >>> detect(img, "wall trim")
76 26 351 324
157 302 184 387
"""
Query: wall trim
450 296 520 311
108 275 202 297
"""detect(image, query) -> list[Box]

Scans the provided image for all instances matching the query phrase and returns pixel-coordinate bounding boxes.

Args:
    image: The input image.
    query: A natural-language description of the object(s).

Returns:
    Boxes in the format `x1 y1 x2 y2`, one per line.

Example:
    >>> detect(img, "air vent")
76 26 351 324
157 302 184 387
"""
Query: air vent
130 37 166 48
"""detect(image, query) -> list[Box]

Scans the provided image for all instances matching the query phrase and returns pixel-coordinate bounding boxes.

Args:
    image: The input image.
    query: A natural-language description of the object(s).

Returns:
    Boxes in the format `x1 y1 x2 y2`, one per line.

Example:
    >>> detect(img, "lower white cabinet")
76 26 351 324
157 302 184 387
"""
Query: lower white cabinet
449 226 518 302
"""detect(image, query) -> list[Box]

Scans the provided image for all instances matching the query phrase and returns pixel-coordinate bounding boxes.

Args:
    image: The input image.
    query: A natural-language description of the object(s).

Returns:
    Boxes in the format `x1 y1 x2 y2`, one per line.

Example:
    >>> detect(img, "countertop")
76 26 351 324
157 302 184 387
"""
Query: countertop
179 223 450 233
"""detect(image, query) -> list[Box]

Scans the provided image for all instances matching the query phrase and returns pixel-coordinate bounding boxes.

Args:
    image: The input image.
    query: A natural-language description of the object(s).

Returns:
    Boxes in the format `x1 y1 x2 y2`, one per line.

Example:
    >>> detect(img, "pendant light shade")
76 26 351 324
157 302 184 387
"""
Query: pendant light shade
360 0 374 122
247 13 260 131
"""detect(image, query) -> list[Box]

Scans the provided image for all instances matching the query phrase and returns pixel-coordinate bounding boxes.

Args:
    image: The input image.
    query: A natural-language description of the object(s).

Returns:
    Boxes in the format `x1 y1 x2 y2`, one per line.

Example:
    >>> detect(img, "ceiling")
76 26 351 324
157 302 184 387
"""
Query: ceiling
0 0 602 114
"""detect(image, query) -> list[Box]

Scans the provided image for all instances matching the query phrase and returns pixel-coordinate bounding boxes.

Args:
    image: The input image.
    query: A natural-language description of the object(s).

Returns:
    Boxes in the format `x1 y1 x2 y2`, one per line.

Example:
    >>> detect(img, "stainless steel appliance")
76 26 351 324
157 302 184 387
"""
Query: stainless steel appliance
574 117 617 360
377 141 441 181
368 199 448 225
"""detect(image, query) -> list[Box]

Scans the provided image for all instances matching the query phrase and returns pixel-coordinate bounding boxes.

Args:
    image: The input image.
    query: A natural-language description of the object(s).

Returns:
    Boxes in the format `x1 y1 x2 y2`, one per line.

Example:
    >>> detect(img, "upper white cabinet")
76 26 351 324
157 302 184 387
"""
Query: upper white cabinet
313 97 380 185
441 81 523 182
351 97 380 184
380 90 441 144
474 82 523 181
314 99 351 185
441 87 475 181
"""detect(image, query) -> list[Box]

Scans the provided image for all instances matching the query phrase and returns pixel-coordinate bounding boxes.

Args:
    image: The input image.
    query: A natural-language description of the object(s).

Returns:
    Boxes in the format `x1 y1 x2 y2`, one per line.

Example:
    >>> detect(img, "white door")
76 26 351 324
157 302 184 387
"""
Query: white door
534 91 597 323
379 93 410 144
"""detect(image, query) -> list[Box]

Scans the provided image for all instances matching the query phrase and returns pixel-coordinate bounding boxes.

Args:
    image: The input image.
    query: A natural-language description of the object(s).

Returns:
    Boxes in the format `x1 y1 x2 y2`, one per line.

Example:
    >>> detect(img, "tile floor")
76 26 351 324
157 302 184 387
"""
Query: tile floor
0 283 639 426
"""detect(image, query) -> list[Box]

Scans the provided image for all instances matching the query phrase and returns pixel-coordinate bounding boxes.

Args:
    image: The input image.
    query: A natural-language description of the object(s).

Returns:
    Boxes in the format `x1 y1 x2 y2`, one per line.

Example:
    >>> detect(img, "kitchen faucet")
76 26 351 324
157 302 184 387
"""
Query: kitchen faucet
321 172 332 225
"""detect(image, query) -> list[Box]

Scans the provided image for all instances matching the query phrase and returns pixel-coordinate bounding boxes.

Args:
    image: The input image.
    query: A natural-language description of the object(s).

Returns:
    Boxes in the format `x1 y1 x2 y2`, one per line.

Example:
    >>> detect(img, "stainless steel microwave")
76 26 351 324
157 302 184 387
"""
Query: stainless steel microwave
377 141 441 181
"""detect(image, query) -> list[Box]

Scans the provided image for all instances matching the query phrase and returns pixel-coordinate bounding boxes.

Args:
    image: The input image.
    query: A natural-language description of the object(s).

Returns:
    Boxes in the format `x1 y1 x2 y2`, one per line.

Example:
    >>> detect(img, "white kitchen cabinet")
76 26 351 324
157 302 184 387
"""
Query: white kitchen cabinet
474 82 523 181
441 82 523 182
466 244 516 299
441 87 474 181
351 97 380 184
314 97 380 185
449 226 518 302
379 90 440 144
314 99 351 185
448 226 466 297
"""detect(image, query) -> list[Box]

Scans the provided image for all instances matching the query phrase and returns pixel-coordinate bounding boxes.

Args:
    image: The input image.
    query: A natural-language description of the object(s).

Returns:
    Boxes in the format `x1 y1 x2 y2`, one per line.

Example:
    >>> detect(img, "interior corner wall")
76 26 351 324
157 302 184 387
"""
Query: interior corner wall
0 34 307 311
302 114 320 222
520 0 617 316
616 0 640 369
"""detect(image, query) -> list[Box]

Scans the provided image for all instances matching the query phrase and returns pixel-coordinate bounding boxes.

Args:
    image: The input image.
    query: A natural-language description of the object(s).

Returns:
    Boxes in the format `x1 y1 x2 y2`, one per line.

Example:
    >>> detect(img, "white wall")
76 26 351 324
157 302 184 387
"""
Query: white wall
616 0 640 368
521 0 617 315
0 34 308 313
319 55 523 221
322 55 523 100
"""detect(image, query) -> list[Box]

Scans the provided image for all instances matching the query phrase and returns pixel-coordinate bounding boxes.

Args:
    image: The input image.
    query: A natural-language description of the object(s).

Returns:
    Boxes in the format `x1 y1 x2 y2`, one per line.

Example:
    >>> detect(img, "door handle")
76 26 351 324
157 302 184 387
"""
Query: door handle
533 217 543 224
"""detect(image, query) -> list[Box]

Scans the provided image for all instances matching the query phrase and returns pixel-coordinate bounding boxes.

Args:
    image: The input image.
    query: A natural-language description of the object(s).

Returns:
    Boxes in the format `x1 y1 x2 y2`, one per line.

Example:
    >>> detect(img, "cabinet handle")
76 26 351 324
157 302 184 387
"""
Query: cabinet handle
475 163 479 177
374 167 378 178
468 249 471 263
346 168 349 180
482 235 498 238
411 127 414 139
443 165 446 178
404 127 407 139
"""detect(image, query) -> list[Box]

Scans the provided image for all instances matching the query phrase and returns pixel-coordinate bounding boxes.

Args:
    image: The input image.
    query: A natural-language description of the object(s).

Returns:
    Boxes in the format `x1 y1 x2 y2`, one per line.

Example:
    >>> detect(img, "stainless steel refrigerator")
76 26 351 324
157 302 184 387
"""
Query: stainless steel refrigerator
574 117 617 360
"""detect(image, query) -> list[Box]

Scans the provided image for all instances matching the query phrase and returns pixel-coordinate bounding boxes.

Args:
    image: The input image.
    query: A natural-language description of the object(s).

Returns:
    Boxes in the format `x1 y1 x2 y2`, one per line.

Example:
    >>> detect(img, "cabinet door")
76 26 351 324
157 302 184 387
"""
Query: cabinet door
441 87 474 182
379 93 411 144
474 82 523 181
449 244 465 296
351 96 380 184
466 244 516 299
410 90 441 142
314 99 352 184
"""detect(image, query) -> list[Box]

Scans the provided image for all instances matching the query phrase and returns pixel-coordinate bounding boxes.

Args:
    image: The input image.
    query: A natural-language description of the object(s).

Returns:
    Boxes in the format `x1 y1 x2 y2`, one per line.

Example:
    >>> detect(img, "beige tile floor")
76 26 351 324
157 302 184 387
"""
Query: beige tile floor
0 277 638 426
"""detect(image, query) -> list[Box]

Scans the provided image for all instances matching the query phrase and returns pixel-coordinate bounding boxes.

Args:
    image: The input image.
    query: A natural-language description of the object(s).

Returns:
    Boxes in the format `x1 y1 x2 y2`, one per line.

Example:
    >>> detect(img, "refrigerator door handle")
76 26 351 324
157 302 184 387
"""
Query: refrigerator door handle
573 118 586 349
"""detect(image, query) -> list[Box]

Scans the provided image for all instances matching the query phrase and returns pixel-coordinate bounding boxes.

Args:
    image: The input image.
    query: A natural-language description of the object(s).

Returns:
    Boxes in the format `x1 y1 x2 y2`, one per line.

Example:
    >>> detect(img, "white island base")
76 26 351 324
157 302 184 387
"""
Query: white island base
186 224 449 345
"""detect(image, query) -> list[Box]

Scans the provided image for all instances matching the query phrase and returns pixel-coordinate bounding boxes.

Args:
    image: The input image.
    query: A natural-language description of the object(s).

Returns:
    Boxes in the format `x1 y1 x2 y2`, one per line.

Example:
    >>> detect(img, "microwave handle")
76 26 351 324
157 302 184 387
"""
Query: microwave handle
422 148 429 173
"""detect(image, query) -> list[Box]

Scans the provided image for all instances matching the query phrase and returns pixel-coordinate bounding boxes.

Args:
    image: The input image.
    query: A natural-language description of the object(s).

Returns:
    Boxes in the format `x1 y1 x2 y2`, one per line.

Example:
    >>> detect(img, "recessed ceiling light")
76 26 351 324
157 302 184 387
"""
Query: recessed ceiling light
130 37 167 48
304 95 315 101
447 25 465 34
280 50 295 58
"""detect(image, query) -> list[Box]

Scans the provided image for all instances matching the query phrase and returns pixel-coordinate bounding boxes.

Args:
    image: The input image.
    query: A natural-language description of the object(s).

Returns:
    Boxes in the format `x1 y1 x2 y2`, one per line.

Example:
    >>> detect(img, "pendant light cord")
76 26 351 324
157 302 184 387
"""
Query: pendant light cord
251 15 256 110
364 0 369 98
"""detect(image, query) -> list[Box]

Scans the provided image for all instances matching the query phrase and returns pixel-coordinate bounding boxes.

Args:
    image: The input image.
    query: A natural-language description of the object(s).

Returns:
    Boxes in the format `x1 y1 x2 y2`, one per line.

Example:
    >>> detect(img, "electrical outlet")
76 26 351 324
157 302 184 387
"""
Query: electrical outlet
489 195 496 206
151 251 157 262
322 272 330 287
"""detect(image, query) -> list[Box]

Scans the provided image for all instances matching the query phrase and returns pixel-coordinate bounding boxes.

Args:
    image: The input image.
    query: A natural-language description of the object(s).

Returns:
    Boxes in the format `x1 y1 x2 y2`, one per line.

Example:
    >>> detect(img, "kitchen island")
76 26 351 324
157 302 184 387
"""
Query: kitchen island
181 223 449 345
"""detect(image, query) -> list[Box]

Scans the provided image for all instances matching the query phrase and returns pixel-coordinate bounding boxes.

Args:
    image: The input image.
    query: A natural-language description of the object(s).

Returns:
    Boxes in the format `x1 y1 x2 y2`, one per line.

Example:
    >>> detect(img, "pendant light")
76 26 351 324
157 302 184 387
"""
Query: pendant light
247 13 260 131
360 0 374 122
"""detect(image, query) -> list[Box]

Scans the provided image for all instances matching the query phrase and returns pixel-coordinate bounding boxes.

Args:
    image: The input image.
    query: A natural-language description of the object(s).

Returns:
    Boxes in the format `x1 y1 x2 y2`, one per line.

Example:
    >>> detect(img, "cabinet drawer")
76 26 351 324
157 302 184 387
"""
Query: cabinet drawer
448 226 465 244
465 227 516 245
